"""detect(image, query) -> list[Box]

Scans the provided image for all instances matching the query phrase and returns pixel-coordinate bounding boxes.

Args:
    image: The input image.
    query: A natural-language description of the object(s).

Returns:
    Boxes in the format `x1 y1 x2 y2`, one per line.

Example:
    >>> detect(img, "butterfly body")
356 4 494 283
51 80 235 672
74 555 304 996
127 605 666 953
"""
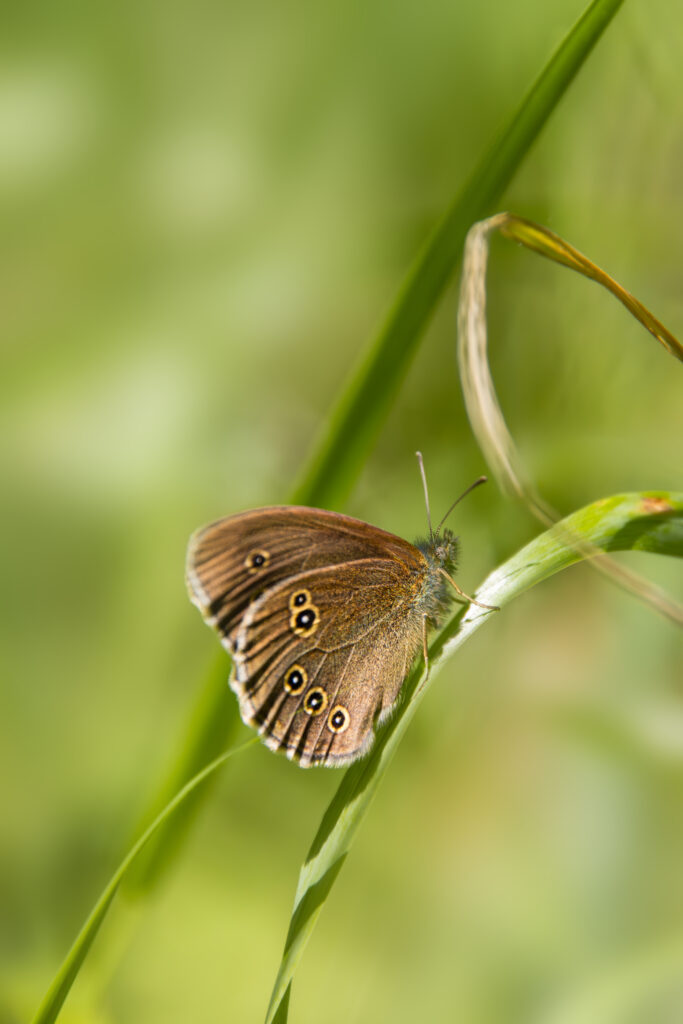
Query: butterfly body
186 506 459 767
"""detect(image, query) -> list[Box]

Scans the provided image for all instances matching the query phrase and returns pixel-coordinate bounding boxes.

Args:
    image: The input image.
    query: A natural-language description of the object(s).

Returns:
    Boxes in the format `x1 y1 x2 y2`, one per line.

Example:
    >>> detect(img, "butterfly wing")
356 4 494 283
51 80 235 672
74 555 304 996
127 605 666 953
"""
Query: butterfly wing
232 560 427 766
186 505 423 650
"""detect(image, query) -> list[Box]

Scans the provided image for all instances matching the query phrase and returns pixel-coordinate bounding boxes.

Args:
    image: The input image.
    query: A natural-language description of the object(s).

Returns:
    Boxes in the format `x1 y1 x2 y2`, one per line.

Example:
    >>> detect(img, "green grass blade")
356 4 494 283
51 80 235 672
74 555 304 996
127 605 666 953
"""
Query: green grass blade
265 491 682 1022
122 652 240 895
30 739 257 1024
292 0 626 509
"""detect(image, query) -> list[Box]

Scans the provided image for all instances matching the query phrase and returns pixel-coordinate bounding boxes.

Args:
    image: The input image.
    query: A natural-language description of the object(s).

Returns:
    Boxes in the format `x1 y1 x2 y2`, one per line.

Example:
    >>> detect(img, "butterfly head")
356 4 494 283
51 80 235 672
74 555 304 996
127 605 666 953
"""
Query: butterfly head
432 527 458 570
416 526 458 575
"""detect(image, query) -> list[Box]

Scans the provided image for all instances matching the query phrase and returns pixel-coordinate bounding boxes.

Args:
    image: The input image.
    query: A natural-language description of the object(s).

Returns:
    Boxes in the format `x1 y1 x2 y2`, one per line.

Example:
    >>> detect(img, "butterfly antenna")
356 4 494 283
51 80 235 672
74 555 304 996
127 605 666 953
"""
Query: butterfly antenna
415 451 434 543
435 475 488 537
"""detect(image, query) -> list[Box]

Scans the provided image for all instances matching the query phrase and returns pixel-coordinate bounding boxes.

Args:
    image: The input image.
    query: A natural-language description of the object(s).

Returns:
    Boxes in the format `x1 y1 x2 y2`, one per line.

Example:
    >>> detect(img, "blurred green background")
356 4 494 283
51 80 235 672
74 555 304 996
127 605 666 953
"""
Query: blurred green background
2 0 682 1021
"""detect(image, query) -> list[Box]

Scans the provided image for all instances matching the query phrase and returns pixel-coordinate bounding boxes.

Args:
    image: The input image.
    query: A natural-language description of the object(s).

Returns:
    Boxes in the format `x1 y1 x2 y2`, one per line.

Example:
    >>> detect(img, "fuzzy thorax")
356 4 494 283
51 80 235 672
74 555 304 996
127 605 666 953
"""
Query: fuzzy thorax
413 528 459 624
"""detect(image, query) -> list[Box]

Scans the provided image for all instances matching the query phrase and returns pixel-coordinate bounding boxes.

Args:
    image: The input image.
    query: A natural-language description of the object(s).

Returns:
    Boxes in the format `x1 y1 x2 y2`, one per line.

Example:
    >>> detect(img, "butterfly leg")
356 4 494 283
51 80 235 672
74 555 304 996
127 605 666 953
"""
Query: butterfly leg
439 568 499 611
422 614 430 675
413 614 432 699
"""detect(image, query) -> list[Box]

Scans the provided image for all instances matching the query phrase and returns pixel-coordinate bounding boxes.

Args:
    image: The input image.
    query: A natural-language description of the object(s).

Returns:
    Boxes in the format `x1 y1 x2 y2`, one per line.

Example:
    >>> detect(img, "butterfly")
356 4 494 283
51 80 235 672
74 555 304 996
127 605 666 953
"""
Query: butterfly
185 458 493 767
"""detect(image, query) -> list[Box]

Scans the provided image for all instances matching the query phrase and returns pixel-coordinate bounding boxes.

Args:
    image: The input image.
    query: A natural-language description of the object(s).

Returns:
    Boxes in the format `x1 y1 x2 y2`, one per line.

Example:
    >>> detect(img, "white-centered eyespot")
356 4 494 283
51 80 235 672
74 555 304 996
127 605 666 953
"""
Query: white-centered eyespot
303 687 328 716
245 549 270 574
283 664 307 694
289 588 311 611
290 603 319 637
327 705 350 733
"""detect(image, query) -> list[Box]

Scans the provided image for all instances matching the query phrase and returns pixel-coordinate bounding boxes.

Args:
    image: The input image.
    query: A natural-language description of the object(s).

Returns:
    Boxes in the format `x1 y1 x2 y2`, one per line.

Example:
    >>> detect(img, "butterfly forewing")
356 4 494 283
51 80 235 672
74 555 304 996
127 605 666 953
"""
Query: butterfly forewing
186 506 423 649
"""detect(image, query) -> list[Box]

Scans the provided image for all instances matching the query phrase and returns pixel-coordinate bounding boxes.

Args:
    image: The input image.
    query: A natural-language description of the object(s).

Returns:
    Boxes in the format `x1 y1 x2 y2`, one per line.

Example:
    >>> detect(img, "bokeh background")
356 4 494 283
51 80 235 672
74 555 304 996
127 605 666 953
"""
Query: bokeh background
2 1 682 1021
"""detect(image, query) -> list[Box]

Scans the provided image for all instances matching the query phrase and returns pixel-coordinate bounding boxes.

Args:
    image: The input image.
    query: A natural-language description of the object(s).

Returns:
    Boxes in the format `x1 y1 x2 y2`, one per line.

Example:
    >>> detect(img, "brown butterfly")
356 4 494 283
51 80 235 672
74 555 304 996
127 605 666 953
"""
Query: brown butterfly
185 457 494 767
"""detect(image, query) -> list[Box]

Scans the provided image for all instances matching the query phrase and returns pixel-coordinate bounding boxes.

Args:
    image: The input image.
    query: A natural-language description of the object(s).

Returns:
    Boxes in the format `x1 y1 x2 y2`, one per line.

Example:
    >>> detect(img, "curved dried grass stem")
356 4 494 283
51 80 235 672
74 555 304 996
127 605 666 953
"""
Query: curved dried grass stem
457 212 683 626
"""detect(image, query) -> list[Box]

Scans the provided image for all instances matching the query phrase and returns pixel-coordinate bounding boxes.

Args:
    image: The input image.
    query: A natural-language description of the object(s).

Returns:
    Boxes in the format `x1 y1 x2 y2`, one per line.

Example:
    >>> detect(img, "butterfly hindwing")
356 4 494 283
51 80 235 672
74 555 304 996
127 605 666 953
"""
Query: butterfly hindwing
231 560 426 766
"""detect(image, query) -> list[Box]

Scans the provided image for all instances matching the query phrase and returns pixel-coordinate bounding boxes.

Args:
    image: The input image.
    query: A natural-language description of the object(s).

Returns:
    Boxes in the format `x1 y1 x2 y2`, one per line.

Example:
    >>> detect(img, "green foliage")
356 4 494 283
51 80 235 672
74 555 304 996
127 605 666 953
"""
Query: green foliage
292 0 627 509
31 743 256 1024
